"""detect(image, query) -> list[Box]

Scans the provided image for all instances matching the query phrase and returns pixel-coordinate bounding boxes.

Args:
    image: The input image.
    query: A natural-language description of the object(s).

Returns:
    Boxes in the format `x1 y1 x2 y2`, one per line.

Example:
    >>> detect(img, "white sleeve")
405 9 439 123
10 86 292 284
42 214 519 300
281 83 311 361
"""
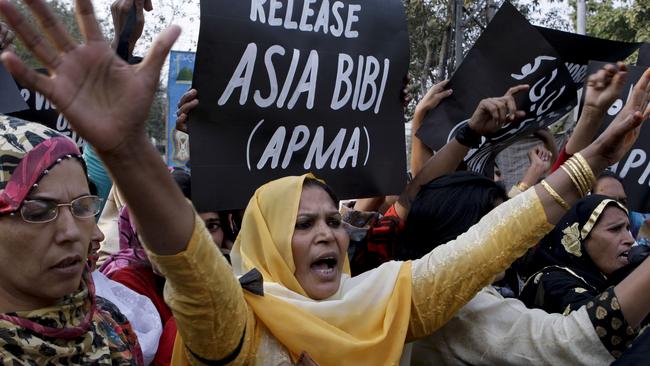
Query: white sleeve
92 271 162 366
409 286 614 366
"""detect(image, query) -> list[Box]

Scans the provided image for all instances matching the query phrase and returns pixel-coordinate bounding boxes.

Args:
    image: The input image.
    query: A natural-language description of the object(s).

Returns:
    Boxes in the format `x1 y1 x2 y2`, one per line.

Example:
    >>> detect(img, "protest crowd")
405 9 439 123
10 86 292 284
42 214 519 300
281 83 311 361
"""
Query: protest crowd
2 0 650 365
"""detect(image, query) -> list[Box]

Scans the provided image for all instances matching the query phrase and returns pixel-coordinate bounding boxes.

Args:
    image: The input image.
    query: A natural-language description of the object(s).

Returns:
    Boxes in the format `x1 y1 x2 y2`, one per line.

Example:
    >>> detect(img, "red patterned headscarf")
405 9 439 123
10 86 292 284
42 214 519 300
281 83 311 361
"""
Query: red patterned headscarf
0 115 143 364
0 115 82 214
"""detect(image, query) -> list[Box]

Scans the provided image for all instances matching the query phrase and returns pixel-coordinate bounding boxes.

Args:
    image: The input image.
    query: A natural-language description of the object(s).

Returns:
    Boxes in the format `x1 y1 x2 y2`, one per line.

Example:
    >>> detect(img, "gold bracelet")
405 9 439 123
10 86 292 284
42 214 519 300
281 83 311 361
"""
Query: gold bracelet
566 156 595 195
560 164 587 197
541 180 571 210
573 153 596 187
516 181 530 191
565 159 590 196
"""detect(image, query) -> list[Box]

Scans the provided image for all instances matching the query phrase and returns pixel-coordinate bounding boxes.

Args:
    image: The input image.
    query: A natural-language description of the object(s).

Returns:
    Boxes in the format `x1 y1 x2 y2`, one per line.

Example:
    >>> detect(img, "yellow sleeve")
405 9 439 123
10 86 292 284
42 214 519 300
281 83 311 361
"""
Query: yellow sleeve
146 214 255 364
407 188 554 340
507 184 523 198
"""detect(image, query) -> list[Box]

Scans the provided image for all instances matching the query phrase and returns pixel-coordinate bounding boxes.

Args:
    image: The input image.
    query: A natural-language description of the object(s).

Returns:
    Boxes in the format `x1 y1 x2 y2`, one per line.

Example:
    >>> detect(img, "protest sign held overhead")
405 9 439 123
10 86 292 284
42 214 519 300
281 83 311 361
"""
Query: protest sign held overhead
416 1 577 175
167 51 195 168
583 61 650 213
0 63 27 114
535 27 641 86
8 69 84 147
191 0 409 210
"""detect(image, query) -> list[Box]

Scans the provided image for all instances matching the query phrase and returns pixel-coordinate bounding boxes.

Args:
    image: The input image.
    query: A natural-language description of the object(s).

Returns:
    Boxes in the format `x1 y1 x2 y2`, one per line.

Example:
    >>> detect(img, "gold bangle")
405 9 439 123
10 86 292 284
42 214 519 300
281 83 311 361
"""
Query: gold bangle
573 153 596 187
541 180 571 210
560 164 587 197
516 181 530 191
566 156 594 195
565 159 590 196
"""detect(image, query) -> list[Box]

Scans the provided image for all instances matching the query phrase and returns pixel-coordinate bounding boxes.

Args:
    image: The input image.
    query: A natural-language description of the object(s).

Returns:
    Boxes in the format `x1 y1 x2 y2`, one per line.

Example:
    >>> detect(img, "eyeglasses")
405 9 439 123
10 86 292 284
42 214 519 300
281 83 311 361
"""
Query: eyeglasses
14 195 103 224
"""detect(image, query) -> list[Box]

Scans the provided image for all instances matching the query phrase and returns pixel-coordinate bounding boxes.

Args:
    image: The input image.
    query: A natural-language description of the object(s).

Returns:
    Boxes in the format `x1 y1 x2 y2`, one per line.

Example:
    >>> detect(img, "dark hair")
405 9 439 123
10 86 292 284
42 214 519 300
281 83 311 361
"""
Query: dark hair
88 179 98 196
169 168 240 241
217 210 240 243
303 177 339 207
594 170 624 188
171 168 192 199
397 172 506 261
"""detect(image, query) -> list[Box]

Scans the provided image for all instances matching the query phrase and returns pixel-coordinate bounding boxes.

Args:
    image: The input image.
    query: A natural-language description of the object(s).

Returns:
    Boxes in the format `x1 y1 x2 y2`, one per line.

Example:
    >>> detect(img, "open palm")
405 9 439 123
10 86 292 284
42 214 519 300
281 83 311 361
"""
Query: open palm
582 62 628 115
0 0 179 153
592 66 650 166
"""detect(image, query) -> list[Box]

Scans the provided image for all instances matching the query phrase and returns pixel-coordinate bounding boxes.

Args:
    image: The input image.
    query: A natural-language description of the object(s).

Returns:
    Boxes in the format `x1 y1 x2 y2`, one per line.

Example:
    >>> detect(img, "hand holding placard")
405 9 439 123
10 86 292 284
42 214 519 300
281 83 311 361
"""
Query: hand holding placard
110 0 152 58
467 84 529 136
175 88 198 133
413 80 452 121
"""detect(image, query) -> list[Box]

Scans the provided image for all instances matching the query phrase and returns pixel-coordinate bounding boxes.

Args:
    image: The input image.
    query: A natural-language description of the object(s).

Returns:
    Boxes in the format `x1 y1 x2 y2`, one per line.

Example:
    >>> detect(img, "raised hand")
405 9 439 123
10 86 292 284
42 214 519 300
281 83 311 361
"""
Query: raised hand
587 66 650 166
468 84 529 136
414 80 452 119
528 145 552 174
0 0 179 154
110 0 153 55
582 62 628 115
175 88 198 133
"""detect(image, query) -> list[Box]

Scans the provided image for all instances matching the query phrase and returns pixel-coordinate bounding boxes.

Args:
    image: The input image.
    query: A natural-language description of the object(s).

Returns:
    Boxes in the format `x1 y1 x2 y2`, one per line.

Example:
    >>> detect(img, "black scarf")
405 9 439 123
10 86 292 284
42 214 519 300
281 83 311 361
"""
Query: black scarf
527 194 629 291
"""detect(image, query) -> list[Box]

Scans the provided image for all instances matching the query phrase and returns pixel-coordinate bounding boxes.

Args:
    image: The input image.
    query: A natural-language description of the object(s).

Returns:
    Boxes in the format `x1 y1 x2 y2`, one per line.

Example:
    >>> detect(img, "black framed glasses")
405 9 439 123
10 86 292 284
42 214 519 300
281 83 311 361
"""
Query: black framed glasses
16 195 103 224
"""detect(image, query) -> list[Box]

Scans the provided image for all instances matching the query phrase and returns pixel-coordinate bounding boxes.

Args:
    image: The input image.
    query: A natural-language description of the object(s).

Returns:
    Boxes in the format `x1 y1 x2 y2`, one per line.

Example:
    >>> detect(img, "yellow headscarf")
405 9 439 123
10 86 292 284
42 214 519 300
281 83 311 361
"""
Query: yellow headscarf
230 174 413 365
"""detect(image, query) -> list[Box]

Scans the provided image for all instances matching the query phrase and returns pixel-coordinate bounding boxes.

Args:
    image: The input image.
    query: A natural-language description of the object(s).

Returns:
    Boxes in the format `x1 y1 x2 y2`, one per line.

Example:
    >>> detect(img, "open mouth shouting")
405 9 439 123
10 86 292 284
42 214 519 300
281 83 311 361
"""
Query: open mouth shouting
618 250 630 265
310 252 340 281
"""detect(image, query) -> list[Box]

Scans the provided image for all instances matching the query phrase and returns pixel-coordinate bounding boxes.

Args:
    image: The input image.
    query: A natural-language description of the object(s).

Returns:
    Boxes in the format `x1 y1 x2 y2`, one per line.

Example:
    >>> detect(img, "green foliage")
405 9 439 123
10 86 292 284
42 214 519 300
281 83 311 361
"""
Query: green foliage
404 0 570 118
146 84 168 150
176 67 193 82
582 0 649 42
9 0 83 68
403 0 650 119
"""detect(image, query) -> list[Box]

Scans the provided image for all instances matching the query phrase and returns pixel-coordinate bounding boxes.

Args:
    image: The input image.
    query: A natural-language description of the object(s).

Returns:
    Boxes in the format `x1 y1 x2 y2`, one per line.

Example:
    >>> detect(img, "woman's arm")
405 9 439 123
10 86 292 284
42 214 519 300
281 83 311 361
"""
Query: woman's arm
410 80 452 176
147 213 254 364
397 84 529 219
412 287 614 366
508 144 551 197
566 63 628 154
408 188 554 338
407 64 650 338
614 257 650 328
524 266 648 358
0 0 251 362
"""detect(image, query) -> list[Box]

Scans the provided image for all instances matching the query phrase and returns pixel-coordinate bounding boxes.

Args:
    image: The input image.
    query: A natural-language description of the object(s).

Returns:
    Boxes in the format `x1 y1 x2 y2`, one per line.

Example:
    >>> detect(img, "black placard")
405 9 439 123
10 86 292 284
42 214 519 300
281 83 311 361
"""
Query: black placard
416 1 577 174
639 43 650 66
191 0 409 210
8 69 85 147
536 27 641 86
0 63 27 114
584 61 650 213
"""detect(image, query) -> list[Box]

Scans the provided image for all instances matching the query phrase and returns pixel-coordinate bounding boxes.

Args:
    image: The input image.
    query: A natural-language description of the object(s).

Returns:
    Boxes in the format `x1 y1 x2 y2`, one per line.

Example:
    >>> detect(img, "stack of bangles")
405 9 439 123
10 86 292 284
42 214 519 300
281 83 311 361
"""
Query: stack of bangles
540 153 596 210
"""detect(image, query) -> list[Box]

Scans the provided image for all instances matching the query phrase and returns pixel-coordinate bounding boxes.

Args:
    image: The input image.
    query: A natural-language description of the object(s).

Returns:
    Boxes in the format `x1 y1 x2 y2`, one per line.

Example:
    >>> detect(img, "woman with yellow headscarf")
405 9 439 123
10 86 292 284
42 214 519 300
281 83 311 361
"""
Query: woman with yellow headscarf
4 2 650 364
156 173 554 365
